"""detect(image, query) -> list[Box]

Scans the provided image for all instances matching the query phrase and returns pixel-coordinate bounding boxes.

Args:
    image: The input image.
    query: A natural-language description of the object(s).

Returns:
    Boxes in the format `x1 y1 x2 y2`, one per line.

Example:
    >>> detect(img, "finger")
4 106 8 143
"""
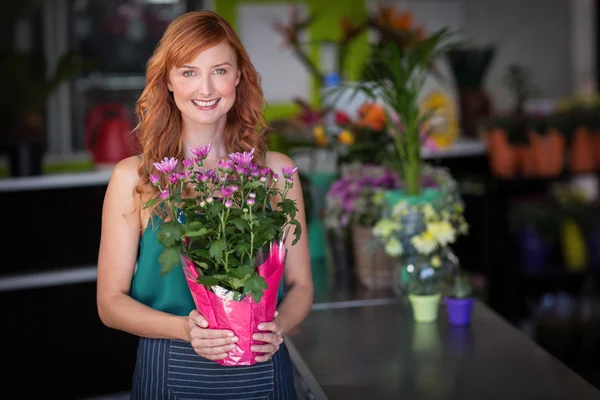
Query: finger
255 354 272 363
251 343 277 354
195 342 237 355
257 322 278 333
194 313 209 328
202 352 229 361
253 333 283 344
197 336 239 348
191 328 234 339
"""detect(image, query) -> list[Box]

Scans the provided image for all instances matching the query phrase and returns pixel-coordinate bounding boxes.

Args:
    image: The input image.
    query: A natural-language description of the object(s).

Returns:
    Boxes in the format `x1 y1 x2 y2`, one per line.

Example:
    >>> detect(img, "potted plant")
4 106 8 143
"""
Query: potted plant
0 50 86 176
145 145 302 366
407 259 443 323
443 270 475 326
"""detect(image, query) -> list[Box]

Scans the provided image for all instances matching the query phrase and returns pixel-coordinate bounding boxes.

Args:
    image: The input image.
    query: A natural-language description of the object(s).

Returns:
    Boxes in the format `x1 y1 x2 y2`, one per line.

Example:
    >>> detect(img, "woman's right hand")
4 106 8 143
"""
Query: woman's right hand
188 310 238 360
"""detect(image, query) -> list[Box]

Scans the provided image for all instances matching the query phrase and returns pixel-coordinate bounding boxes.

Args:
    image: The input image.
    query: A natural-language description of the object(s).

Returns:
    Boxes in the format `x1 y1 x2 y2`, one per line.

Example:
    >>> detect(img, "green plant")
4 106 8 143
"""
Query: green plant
447 271 473 299
145 145 301 302
330 28 460 196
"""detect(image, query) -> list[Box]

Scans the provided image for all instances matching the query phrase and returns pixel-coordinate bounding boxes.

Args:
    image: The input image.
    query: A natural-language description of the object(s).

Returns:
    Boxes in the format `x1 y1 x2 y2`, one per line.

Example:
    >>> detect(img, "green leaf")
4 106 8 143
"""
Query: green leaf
235 242 251 258
288 220 302 246
158 247 181 275
230 265 253 279
194 261 209 270
230 218 249 232
185 227 209 237
209 239 226 262
157 220 181 247
196 275 221 287
244 274 268 303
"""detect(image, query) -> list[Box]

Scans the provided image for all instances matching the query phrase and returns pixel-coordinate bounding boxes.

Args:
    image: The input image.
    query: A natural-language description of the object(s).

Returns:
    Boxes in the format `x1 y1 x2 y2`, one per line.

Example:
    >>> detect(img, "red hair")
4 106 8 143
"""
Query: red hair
134 11 268 203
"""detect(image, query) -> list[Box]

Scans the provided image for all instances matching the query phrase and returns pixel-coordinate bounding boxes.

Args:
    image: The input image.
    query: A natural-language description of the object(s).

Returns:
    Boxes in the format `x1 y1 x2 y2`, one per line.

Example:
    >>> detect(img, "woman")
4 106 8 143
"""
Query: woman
96 10 313 399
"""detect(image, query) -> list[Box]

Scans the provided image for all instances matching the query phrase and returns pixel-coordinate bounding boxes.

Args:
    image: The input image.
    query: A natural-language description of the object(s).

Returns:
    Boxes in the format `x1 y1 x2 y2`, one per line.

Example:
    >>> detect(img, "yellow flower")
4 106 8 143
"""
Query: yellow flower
431 255 442 268
421 203 436 220
385 236 403 257
392 201 410 217
427 221 456 246
411 231 437 255
313 125 328 146
373 218 397 238
338 129 355 145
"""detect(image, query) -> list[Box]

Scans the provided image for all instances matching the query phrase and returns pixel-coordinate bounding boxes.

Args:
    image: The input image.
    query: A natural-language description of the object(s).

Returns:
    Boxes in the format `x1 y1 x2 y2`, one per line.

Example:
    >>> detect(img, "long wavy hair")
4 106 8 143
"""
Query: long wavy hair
134 11 268 210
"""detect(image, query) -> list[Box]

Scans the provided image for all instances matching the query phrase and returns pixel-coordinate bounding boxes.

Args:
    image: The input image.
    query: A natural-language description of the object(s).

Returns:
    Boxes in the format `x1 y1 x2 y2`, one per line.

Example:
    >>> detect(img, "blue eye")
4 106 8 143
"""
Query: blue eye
214 69 226 75
183 70 195 77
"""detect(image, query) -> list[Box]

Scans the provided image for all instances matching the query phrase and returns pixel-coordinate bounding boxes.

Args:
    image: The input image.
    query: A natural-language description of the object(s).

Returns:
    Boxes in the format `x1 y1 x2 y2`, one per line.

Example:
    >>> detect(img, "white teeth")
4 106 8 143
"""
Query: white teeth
192 99 219 107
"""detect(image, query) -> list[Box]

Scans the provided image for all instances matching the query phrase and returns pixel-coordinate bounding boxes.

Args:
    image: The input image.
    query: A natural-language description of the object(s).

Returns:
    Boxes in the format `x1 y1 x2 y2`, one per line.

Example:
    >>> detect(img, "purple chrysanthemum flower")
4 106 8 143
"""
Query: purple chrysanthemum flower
189 143 211 160
160 188 170 199
149 174 160 185
260 168 271 176
260 176 267 183
224 199 233 208
272 173 279 183
198 172 209 182
153 157 178 174
229 148 255 167
221 185 238 197
182 158 195 169
248 192 256 198
168 173 181 184
206 196 214 204
246 198 255 206
218 159 234 171
281 166 298 178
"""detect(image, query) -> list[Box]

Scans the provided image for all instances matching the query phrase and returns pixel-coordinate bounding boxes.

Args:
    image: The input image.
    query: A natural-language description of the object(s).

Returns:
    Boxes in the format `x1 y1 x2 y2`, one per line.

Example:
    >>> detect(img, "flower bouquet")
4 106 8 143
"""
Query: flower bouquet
145 145 301 365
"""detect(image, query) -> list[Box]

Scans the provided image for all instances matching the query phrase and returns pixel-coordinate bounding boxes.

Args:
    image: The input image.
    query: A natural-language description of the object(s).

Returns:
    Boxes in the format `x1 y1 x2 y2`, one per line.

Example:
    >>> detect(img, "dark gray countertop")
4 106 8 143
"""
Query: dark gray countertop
286 299 600 400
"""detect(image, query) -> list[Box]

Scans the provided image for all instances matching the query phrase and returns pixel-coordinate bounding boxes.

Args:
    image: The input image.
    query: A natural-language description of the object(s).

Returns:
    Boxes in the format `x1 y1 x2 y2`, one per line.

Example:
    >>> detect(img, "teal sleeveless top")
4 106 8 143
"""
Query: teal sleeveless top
130 156 285 316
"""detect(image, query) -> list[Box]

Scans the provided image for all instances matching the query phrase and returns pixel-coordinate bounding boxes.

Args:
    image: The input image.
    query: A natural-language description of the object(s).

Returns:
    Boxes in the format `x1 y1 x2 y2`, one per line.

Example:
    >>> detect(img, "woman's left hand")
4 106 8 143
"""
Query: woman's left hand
252 311 284 362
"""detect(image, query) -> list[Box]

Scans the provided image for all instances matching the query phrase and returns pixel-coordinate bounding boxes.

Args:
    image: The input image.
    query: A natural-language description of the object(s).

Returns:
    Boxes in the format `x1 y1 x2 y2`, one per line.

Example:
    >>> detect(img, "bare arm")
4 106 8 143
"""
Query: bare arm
96 156 190 341
267 151 314 335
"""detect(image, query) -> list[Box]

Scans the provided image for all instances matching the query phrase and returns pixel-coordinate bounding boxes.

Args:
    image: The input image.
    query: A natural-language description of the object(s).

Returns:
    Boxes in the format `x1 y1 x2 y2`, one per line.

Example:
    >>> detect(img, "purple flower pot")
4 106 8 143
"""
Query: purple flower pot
444 297 475 326
519 225 550 274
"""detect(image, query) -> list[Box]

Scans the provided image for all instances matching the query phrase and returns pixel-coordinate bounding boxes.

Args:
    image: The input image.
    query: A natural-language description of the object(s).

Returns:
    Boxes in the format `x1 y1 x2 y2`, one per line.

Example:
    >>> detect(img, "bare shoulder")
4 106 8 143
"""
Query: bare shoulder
265 151 296 172
108 155 142 189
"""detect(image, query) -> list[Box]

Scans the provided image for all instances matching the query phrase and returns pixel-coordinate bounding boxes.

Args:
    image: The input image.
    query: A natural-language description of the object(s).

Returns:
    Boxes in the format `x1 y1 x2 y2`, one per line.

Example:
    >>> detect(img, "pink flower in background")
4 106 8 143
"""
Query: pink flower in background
153 157 178 173
189 143 211 160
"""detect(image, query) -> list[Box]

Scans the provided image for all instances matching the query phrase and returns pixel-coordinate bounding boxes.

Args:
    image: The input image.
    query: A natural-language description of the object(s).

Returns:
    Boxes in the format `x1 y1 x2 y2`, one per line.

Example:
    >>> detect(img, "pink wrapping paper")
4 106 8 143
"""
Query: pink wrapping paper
182 241 286 366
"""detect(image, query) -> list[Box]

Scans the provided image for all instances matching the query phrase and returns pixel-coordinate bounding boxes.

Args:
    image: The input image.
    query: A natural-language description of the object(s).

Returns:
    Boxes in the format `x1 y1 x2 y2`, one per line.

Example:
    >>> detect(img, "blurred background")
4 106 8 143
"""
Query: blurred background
1 0 600 398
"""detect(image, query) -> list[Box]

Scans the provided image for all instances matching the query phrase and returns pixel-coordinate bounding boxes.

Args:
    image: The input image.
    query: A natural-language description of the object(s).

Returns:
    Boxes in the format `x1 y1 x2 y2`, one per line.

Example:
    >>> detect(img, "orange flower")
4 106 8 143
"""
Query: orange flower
358 103 387 131
392 11 412 31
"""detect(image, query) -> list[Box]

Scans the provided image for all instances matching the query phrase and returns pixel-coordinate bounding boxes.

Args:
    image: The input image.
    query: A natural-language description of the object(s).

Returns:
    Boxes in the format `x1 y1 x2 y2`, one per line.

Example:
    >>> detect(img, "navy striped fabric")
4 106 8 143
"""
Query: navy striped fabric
130 338 296 399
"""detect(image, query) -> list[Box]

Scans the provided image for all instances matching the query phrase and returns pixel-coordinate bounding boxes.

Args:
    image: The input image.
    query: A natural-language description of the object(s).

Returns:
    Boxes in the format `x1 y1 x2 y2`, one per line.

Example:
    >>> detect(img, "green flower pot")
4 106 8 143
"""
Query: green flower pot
383 187 441 208
408 292 441 323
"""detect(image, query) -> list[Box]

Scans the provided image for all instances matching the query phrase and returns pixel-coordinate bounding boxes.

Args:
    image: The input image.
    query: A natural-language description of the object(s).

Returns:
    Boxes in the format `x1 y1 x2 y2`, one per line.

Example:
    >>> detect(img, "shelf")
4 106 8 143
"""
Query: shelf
0 168 114 192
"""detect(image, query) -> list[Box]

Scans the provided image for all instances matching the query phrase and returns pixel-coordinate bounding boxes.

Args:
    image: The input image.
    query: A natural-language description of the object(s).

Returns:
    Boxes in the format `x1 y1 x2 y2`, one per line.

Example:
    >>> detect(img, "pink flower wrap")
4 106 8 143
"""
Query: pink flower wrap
182 241 286 366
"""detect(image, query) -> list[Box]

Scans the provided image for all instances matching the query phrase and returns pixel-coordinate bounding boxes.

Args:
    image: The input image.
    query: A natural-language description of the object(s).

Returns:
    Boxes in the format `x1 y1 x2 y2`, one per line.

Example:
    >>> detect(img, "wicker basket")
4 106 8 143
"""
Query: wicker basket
351 224 395 290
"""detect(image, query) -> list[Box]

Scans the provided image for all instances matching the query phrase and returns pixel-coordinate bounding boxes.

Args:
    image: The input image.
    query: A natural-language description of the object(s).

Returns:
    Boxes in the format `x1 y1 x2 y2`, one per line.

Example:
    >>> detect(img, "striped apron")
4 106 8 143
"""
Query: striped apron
130 338 297 399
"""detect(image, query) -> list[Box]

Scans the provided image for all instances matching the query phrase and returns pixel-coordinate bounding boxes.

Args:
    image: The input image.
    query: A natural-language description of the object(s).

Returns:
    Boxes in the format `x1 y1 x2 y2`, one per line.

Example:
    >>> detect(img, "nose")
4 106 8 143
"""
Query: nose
196 73 214 98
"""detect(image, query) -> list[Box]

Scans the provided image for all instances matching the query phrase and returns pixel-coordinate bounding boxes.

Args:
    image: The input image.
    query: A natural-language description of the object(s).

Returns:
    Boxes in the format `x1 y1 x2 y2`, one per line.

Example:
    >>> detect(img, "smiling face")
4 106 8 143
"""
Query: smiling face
167 40 241 132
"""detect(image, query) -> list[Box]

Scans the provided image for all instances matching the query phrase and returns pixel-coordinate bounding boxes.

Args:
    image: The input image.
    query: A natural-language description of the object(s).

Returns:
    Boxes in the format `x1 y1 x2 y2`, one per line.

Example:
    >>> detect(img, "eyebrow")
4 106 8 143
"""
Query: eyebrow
179 62 233 69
